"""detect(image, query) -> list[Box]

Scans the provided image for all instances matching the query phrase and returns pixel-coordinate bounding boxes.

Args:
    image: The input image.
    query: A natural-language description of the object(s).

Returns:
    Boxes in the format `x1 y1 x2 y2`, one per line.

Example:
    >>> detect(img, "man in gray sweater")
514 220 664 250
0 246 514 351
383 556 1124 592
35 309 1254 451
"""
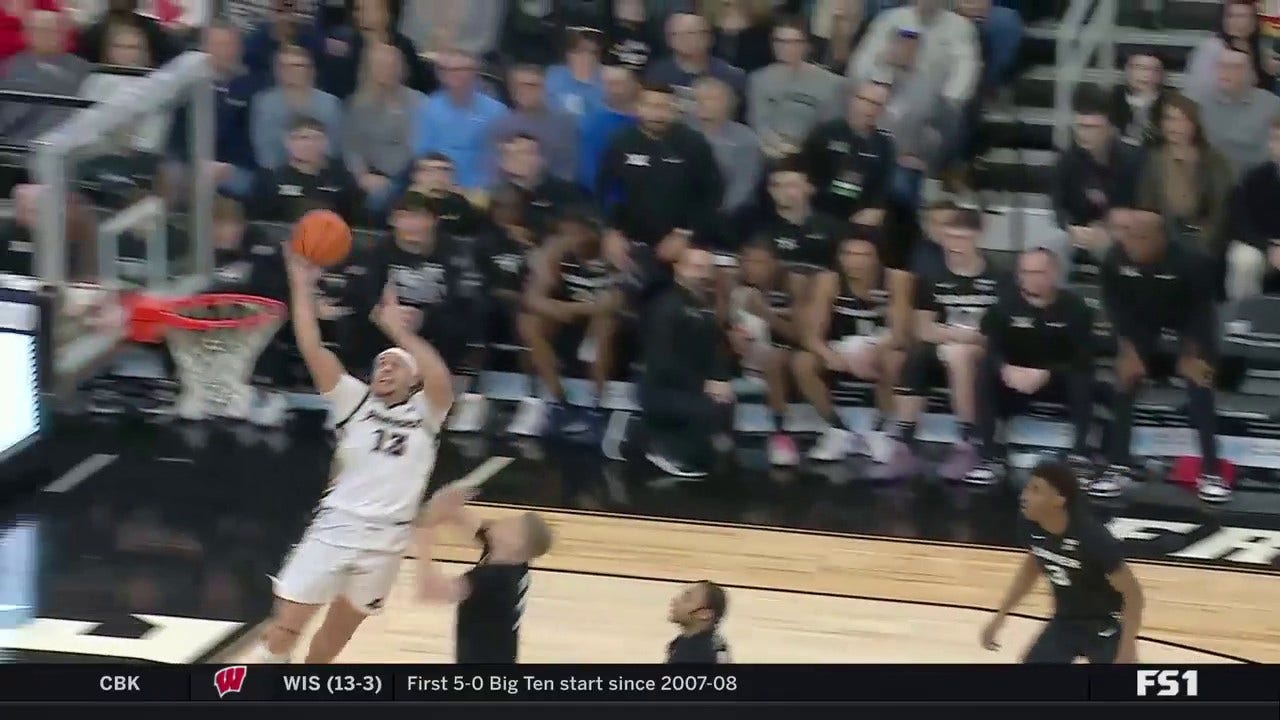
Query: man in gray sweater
0 11 91 145
747 16 843 159
250 43 344 170
488 63 579 182
693 76 762 243
1189 48 1280 181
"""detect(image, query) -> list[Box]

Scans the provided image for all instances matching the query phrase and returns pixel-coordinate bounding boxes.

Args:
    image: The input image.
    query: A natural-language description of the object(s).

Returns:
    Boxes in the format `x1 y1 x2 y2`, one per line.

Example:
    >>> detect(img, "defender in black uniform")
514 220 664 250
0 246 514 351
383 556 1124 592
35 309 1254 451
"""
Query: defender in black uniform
416 484 556 664
520 208 622 438
793 232 898 462
982 459 1144 664
877 208 1006 482
732 239 803 466
666 581 732 663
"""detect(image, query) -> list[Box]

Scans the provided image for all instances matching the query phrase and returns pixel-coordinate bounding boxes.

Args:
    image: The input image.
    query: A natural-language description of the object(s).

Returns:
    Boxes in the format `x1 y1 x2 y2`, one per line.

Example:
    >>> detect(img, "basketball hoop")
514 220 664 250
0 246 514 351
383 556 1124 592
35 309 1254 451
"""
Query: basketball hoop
130 293 287 421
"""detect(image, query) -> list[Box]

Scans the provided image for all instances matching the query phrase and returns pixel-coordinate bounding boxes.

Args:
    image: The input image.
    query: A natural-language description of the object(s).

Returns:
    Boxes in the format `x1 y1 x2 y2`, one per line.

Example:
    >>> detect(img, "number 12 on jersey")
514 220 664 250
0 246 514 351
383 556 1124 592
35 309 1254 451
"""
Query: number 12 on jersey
372 429 408 456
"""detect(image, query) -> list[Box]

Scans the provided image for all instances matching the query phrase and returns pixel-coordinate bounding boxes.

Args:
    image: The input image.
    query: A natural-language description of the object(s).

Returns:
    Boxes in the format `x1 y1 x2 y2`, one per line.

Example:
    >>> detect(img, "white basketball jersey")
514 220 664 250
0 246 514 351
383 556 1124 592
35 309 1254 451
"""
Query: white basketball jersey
309 375 443 551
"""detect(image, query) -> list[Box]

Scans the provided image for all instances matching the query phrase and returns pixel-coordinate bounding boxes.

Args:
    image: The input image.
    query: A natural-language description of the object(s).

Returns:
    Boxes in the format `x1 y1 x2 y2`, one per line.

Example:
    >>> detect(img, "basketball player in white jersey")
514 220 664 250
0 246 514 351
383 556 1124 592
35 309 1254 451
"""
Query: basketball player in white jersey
251 248 459 663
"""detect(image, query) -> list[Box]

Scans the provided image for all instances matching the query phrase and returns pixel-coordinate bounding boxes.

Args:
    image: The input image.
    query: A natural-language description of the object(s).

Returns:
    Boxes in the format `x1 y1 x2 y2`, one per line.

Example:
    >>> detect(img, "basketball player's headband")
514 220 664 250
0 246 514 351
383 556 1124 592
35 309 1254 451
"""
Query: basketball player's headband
377 348 419 378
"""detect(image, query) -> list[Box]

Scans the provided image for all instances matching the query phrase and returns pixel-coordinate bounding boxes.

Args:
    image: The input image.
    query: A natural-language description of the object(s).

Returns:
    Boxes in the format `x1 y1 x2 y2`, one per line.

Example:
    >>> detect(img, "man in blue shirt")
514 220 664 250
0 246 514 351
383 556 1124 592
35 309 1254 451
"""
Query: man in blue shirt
578 62 640 196
413 49 509 194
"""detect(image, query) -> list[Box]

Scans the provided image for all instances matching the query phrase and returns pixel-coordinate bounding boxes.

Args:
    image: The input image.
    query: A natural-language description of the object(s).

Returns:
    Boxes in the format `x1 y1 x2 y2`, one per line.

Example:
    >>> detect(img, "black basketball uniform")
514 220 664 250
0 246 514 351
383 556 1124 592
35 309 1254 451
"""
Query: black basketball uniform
370 233 474 367
455 525 530 664
829 272 891 344
745 268 795 350
478 227 533 346
666 628 732 663
761 210 847 272
1022 510 1126 664
908 262 1004 378
551 251 614 358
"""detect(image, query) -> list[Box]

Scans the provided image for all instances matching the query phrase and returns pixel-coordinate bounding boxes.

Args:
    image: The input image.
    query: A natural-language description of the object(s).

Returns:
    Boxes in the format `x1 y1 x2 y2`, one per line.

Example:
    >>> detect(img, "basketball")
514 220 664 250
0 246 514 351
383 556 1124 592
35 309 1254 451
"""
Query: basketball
291 209 353 267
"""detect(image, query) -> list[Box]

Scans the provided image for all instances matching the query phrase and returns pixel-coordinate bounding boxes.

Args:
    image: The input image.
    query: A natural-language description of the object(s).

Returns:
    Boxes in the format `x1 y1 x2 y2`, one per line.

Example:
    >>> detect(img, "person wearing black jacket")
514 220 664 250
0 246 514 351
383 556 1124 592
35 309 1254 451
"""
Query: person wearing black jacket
799 79 894 232
1097 210 1227 503
1052 86 1143 278
640 247 734 478
313 0 432 99
390 153 487 237
249 116 363 224
666 581 731 664
968 248 1095 486
598 82 723 299
498 133 585 240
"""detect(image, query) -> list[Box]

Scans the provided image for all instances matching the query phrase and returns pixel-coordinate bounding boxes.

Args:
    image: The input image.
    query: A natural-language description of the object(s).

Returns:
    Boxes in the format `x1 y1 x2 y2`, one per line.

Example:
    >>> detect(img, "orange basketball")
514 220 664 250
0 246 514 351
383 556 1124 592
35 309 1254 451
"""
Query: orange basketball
291 209 353 267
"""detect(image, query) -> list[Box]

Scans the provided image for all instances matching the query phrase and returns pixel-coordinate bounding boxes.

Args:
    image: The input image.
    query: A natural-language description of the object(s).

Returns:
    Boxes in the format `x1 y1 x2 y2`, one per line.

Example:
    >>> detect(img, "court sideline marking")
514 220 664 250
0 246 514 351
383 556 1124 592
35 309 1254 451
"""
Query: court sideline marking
42 453 117 494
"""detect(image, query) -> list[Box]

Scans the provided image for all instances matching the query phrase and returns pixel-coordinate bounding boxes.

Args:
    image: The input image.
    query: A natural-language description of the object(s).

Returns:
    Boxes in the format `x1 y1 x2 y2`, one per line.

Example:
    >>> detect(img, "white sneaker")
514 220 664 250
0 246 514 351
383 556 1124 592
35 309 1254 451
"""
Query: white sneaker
506 397 547 436
1197 474 1232 504
447 392 488 433
809 427 853 462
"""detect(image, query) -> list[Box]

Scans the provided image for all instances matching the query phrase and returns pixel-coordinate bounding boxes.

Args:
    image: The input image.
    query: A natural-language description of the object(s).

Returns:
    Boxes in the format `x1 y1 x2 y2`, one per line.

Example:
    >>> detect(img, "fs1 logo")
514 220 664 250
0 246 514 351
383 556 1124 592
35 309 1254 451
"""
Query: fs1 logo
1136 669 1199 698
215 666 248 698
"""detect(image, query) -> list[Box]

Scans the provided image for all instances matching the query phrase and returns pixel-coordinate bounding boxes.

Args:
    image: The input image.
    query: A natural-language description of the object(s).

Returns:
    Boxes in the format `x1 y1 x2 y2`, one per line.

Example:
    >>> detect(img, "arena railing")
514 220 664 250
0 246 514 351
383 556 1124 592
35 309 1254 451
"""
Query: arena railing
1054 0 1118 150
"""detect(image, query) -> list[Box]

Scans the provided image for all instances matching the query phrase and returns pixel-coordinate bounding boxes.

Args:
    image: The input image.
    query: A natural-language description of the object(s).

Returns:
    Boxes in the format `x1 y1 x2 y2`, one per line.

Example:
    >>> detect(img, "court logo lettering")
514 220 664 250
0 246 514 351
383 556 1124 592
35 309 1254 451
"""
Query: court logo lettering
215 666 248 698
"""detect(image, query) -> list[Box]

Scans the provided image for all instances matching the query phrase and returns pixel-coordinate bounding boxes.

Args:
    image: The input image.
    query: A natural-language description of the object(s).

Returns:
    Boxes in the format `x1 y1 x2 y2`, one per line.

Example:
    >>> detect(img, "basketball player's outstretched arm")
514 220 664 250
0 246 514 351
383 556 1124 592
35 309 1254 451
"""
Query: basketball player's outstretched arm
284 247 344 393
412 483 478 605
980 553 1041 651
373 283 453 416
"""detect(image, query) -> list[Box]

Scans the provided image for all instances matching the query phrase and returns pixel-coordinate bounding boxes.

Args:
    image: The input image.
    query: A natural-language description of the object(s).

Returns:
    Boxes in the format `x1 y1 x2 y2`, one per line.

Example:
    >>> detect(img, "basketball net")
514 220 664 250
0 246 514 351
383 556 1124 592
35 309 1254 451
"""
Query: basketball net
160 296 286 421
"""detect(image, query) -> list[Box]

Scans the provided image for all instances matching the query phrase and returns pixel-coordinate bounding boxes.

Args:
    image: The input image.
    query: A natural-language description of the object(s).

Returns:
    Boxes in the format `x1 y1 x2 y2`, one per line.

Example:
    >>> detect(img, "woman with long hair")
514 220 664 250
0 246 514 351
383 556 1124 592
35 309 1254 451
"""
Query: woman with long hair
1135 92 1235 298
1185 0 1279 99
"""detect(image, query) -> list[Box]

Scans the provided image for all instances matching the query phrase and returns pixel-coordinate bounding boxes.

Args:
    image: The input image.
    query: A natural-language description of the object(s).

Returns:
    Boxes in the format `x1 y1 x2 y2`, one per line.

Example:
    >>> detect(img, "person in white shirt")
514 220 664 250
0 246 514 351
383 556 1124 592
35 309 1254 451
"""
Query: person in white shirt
250 245 455 664
847 0 980 109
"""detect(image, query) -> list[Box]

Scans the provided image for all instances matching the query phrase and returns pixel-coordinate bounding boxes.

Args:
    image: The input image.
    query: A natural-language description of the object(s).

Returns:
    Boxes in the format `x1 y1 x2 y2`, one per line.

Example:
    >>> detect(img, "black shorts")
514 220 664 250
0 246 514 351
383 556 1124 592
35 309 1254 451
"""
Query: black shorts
1022 616 1122 664
455 636 518 664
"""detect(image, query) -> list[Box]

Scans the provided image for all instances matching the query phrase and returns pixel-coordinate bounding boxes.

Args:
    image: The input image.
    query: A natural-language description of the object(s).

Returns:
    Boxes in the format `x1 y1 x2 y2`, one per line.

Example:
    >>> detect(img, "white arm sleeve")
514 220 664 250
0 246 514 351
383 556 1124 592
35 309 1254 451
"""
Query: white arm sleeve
325 375 370 424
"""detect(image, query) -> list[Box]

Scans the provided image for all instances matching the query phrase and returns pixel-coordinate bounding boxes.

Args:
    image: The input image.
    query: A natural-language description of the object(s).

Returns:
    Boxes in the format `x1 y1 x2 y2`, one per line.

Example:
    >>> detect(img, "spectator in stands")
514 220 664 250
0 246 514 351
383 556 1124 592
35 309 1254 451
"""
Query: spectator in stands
578 61 640 193
341 41 422 218
874 26 953 211
249 115 361 223
646 13 746 115
0 0 76 64
81 22 170 153
314 0 430 100
1096 210 1227 503
413 48 509 195
519 207 624 438
78 0 170 65
955 0 1022 94
546 27 606 126
702 0 774 75
199 21 262 200
747 15 843 161
500 0 565 66
905 199 952 281
968 247 1094 486
607 0 661 72
1228 117 1280 299
640 246 734 478
1108 49 1168 148
497 133 584 240
209 196 286 301
1136 92 1233 293
876 207 1006 482
1189 48 1280 181
0 10 90 144
800 79 893 229
393 153 485 237
250 43 343 170
398 0 503 63
0 183 96 278
244 0 320 82
1052 86 1143 272
693 76 762 246
849 0 979 110
490 63 579 184
808 0 865 73
598 81 723 280
1185 0 1279 101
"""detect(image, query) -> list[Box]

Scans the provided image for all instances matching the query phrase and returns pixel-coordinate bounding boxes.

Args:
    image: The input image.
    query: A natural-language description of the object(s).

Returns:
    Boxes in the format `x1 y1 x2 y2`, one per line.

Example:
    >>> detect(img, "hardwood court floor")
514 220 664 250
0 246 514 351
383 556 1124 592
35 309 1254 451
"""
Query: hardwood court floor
237 506 1280 664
